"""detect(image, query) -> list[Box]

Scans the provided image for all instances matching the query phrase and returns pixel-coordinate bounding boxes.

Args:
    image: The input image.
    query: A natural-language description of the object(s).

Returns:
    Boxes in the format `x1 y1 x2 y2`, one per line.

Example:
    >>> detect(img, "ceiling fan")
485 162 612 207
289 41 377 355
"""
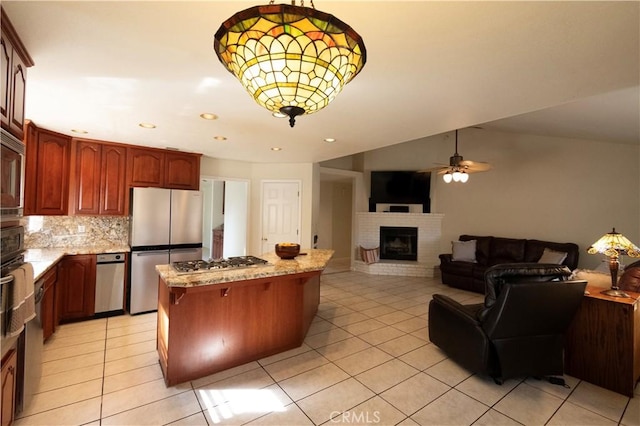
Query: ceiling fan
423 129 492 183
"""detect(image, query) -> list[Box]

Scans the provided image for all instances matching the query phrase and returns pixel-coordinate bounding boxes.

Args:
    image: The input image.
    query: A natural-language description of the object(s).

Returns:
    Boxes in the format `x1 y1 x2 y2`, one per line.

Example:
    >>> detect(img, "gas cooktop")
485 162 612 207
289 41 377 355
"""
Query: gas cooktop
172 256 270 274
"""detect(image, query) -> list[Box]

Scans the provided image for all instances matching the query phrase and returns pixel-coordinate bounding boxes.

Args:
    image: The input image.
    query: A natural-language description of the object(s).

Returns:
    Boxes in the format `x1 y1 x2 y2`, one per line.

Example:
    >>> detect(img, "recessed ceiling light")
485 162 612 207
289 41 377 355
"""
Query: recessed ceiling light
139 122 156 129
272 112 287 119
200 113 218 120
71 129 88 134
271 147 282 151
213 136 227 141
324 138 336 143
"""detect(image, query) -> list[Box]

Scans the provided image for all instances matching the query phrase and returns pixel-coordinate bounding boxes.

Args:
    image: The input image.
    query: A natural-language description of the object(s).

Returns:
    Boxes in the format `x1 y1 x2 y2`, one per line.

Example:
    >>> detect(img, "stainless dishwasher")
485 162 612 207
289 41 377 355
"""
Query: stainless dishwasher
95 253 125 316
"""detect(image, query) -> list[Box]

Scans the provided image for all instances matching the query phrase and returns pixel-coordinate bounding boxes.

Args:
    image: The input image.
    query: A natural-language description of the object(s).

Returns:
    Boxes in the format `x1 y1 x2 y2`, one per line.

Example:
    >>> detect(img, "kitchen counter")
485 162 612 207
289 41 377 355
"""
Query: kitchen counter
25 246 130 281
156 248 333 386
156 249 334 287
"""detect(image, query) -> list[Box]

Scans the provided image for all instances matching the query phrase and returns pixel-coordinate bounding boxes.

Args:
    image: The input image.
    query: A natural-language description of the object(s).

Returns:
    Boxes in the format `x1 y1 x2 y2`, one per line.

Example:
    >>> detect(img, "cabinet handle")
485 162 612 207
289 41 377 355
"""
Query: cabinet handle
221 288 230 297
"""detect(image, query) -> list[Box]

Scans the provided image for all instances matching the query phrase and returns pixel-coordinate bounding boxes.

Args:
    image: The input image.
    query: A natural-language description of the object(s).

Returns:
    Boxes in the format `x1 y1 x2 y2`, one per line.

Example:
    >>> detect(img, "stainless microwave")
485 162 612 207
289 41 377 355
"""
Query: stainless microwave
0 128 25 223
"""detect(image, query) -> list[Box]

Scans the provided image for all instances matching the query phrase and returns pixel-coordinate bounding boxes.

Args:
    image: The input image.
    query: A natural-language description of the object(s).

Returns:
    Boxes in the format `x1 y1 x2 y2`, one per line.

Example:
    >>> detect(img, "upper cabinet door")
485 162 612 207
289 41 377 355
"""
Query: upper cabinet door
128 147 165 188
100 144 127 215
24 126 71 216
73 140 102 215
9 51 26 138
128 148 201 190
165 152 201 190
0 35 10 128
0 9 34 140
72 140 127 216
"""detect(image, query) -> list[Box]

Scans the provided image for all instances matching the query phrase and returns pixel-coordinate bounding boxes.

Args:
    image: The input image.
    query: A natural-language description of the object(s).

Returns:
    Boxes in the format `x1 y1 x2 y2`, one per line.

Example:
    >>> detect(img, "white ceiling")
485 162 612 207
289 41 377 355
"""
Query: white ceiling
4 1 639 164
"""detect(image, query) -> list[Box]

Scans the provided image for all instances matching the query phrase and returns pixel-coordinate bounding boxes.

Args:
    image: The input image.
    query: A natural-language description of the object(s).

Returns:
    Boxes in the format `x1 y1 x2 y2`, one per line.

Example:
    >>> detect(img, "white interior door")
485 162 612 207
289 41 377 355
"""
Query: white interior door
261 181 301 254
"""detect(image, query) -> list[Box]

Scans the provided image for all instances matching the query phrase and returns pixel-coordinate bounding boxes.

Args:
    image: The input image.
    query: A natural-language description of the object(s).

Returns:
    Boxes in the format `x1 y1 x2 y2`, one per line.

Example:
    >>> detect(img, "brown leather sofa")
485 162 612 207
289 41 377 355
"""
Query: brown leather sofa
439 235 580 293
429 263 587 384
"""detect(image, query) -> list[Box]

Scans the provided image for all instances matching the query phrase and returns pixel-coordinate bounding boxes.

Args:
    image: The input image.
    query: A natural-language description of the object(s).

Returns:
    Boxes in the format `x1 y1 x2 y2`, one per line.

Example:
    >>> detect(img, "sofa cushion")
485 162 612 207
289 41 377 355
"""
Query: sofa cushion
524 240 580 269
489 238 526 265
452 240 477 262
537 248 568 264
460 235 492 265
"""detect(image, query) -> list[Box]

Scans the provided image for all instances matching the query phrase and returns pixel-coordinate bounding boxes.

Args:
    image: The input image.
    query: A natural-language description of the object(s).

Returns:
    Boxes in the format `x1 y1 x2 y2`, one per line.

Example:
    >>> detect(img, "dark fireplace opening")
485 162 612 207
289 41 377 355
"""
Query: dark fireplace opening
380 226 418 261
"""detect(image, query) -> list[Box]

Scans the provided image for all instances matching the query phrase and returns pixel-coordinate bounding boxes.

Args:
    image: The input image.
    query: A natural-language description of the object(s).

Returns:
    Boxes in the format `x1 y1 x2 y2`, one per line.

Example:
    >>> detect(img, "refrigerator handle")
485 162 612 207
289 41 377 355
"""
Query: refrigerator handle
171 248 200 253
134 250 170 256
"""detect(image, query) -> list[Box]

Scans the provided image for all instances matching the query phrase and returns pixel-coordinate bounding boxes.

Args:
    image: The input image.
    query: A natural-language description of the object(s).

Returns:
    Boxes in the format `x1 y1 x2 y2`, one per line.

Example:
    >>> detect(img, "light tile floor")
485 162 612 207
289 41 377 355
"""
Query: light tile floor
15 271 639 425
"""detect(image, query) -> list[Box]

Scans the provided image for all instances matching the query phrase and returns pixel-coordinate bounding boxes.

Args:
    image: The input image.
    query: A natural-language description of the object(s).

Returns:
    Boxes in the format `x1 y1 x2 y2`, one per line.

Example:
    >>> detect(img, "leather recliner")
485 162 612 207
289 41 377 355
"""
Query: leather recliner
428 263 587 384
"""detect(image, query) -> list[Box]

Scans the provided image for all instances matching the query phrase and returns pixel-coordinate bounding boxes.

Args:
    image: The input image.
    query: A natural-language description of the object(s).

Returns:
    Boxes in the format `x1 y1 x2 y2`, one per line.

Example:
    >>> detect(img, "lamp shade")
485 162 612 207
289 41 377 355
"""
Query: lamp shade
214 3 366 127
587 228 640 258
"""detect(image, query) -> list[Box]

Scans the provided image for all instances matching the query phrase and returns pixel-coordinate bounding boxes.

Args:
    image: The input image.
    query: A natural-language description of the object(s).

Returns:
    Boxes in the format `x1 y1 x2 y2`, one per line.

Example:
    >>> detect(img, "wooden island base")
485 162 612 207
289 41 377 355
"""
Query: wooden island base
157 271 320 386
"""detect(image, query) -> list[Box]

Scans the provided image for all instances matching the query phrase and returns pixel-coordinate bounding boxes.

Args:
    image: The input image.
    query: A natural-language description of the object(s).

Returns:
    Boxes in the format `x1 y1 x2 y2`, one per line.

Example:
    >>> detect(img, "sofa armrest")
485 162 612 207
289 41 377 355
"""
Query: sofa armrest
428 295 492 374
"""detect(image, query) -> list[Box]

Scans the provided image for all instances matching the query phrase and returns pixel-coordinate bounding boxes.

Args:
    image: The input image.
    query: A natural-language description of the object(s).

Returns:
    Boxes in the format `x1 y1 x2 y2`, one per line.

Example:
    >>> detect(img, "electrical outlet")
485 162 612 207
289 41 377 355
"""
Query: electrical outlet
78 225 86 233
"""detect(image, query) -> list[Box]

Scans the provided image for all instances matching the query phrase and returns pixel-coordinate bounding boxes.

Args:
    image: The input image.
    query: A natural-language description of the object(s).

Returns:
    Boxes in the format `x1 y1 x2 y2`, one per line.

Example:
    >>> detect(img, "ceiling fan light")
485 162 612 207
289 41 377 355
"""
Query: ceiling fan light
452 171 462 182
214 3 366 127
460 172 469 183
443 172 453 183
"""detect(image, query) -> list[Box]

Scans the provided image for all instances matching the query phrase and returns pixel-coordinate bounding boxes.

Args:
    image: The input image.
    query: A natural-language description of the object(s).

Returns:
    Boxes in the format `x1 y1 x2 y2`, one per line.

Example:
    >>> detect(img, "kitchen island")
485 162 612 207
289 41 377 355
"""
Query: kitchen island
155 249 334 386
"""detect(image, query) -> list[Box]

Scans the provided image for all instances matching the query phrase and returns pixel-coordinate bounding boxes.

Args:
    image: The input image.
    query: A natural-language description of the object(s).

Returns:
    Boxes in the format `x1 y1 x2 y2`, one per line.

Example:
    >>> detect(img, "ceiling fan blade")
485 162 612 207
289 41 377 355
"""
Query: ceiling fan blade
459 160 492 172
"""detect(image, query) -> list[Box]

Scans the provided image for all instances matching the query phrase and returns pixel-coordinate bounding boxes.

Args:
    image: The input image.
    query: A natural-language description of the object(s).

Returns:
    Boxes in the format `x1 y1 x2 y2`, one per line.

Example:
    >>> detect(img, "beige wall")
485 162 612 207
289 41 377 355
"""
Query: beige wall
202 129 639 270
200 158 317 255
359 128 640 270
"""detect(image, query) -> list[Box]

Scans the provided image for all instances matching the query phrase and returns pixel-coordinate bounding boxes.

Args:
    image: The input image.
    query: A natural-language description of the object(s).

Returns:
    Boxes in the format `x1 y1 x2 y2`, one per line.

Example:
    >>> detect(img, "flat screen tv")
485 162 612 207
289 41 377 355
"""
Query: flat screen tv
369 171 430 212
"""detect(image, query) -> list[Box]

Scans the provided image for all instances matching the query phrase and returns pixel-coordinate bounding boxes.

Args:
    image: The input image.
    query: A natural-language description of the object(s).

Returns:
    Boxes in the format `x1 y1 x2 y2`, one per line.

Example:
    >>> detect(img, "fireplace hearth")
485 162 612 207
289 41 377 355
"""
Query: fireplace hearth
380 226 418 261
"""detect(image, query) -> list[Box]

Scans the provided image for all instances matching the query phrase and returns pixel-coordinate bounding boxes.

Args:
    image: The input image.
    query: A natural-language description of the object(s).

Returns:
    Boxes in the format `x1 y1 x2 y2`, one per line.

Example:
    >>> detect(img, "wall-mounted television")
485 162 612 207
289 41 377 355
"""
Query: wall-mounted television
369 171 430 212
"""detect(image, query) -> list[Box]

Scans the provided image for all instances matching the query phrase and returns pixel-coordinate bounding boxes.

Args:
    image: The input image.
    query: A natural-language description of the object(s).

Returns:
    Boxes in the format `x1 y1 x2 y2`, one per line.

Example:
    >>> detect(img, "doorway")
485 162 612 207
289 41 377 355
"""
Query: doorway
318 176 353 273
201 177 249 259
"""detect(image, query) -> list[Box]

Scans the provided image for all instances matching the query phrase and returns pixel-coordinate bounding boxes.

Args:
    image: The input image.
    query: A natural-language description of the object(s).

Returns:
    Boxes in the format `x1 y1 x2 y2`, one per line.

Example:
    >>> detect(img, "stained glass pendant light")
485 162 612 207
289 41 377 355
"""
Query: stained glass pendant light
214 1 367 127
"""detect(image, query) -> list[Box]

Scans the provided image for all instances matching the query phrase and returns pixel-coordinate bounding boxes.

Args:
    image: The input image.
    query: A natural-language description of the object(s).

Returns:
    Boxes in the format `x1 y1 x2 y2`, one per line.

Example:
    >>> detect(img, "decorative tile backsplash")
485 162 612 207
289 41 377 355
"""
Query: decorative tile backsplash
25 216 129 248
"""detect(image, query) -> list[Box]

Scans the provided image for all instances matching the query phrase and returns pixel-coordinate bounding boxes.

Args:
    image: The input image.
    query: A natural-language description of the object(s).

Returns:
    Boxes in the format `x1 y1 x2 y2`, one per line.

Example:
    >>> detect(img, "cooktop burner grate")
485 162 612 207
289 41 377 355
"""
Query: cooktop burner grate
172 255 269 274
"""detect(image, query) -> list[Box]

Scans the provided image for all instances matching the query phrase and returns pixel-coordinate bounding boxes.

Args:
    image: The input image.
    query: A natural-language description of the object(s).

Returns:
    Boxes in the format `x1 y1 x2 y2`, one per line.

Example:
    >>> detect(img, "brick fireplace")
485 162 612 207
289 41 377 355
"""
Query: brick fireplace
355 212 443 277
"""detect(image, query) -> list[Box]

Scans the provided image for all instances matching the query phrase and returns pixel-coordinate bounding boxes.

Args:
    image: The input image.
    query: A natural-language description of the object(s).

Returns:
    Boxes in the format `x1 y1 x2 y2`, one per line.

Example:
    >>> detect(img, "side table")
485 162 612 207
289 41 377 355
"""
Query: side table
564 284 640 397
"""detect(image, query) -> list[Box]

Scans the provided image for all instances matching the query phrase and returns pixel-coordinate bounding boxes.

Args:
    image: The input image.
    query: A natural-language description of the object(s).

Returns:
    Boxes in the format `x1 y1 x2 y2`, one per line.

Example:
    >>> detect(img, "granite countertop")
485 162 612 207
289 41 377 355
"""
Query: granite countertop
156 249 335 288
25 245 131 281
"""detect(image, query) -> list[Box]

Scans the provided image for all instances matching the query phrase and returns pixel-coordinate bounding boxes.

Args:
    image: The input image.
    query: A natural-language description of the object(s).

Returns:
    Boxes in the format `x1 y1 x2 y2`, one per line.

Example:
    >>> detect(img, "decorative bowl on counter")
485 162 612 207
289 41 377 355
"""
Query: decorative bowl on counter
275 243 300 259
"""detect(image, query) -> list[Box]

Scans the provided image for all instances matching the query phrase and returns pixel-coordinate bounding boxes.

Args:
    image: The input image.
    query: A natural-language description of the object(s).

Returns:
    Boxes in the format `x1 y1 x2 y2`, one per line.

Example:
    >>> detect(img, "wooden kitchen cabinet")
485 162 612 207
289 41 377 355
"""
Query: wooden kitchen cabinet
57 255 96 322
158 271 320 386
127 147 165 188
165 152 201 190
24 122 71 216
1 7 34 140
128 147 201 190
41 266 59 341
71 139 127 215
1 349 17 426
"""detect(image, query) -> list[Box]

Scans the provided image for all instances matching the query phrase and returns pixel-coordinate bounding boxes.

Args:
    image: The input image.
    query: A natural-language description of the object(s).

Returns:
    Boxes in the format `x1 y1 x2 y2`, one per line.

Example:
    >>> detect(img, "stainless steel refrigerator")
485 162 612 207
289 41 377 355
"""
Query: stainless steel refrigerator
128 187 203 314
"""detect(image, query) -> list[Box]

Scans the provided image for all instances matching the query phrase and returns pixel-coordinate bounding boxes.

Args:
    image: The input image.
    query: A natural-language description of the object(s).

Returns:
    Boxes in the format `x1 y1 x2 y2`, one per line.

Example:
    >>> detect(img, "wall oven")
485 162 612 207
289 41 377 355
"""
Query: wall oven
1 128 25 224
1 225 41 415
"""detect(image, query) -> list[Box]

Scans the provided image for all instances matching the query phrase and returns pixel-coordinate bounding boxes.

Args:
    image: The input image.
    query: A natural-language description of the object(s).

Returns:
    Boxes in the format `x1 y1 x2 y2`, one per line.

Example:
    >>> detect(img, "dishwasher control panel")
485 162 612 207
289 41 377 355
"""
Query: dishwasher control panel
97 253 125 263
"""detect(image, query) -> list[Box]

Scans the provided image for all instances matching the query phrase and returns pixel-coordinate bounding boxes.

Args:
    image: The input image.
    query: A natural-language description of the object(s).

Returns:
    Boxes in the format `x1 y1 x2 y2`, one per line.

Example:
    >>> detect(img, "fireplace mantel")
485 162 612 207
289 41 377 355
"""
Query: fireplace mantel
355 212 443 277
